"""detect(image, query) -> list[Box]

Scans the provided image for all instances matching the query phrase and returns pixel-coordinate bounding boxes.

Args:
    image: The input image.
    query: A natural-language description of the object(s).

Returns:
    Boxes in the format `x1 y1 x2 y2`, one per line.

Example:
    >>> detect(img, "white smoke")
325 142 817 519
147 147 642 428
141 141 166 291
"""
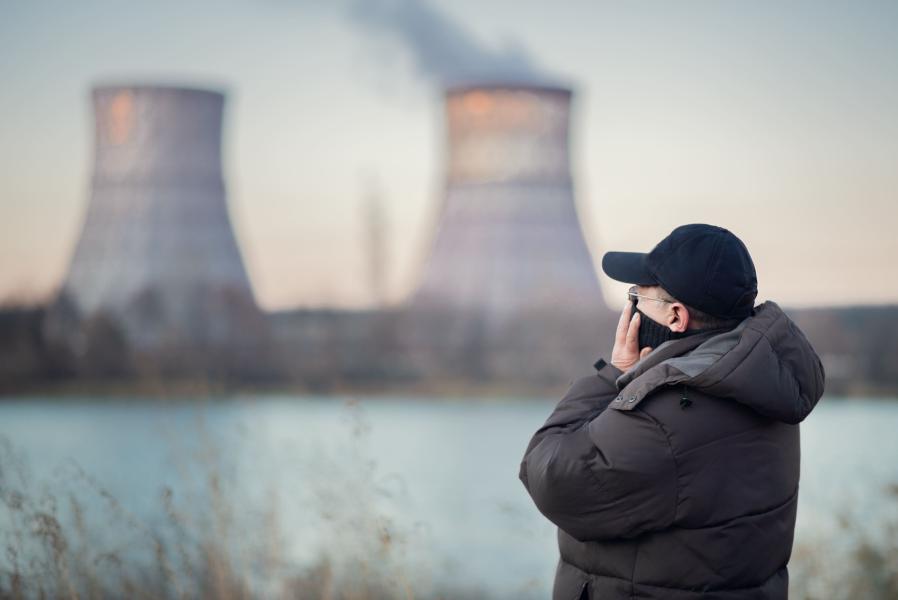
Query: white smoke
347 0 559 87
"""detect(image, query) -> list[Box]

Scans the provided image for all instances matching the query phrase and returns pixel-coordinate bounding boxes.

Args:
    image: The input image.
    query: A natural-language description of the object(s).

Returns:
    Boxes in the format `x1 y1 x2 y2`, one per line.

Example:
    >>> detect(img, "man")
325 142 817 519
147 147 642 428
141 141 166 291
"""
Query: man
518 223 826 600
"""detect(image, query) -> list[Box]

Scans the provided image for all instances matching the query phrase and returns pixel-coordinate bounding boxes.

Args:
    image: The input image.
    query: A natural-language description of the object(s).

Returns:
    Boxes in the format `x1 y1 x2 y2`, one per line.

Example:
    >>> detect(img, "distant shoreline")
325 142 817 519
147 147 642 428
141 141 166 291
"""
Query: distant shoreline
2 378 896 402
0 378 568 401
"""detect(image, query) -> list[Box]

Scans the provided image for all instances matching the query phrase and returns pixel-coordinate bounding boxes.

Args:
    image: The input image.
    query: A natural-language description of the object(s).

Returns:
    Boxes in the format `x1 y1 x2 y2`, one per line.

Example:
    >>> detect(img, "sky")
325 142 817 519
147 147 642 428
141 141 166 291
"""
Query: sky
1 0 897 311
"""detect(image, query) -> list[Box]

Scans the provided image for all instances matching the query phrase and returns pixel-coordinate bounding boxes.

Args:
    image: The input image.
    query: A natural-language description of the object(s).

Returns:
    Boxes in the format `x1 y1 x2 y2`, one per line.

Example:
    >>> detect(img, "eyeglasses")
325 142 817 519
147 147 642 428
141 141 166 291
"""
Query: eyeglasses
627 285 674 305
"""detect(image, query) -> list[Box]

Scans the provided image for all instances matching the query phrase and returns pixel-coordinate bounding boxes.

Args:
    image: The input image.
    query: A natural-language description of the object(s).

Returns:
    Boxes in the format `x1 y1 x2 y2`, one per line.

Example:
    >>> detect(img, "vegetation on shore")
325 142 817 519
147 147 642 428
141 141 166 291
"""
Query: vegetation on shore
0 397 499 599
3 299 898 399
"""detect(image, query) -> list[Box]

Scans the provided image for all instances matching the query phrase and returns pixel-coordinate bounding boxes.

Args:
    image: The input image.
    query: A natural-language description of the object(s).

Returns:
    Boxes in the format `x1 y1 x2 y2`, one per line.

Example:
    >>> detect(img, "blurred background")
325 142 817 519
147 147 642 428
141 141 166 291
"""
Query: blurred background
1 1 896 598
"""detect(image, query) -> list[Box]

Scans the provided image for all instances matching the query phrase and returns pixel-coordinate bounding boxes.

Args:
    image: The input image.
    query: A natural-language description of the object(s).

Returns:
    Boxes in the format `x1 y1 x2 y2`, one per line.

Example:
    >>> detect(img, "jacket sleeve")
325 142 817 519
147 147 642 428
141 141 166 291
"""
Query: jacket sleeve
518 359 678 542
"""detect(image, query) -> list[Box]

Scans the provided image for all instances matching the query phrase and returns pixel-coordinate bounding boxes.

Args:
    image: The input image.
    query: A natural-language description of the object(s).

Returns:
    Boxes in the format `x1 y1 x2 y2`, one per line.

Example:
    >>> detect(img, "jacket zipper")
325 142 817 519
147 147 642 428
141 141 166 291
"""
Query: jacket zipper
679 385 693 409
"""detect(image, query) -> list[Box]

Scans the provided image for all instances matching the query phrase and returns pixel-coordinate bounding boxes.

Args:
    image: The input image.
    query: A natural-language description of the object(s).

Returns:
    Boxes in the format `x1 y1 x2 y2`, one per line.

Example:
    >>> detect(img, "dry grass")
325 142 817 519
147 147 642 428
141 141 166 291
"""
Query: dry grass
4 396 896 600
0 398 491 600
789 482 898 600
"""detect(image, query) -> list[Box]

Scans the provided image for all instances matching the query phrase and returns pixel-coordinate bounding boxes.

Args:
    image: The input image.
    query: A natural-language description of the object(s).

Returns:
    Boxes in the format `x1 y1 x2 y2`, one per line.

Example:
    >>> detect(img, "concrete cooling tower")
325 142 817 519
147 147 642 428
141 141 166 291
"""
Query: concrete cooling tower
56 84 260 349
410 83 605 324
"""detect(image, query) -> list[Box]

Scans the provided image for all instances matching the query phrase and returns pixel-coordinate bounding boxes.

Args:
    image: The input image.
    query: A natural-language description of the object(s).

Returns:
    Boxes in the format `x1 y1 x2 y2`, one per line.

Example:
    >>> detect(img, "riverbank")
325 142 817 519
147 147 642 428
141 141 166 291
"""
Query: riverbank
2 377 897 401
0 376 573 401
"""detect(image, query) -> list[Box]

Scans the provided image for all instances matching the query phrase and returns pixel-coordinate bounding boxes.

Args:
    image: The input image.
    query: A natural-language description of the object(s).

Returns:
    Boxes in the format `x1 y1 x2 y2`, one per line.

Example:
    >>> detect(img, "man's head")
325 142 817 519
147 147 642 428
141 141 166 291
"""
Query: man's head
604 224 758 338
630 284 743 333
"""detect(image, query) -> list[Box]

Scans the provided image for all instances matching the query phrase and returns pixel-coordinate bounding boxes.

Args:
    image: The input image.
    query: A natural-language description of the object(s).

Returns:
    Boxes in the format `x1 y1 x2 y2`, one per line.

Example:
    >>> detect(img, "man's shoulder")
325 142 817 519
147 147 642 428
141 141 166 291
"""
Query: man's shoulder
631 384 770 432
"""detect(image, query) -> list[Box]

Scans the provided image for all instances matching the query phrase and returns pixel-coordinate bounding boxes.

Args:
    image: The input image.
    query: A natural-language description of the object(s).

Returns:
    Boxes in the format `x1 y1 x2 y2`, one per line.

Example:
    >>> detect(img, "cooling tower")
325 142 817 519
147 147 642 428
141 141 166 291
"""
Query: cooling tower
56 84 260 348
410 83 605 323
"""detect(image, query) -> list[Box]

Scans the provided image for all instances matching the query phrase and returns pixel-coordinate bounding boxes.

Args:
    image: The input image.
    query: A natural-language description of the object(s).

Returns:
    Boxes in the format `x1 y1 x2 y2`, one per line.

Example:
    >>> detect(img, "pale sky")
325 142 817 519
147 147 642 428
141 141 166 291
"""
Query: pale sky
2 0 897 311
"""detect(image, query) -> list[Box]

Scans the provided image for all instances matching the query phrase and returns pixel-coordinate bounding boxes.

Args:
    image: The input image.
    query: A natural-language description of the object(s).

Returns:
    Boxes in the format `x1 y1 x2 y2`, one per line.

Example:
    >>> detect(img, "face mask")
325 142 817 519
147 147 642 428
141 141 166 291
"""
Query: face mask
632 302 698 351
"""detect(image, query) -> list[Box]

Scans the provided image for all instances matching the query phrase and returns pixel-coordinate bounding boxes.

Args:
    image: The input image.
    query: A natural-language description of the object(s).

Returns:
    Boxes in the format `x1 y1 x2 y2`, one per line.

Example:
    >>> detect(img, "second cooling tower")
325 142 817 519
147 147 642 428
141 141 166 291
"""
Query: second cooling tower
411 83 604 321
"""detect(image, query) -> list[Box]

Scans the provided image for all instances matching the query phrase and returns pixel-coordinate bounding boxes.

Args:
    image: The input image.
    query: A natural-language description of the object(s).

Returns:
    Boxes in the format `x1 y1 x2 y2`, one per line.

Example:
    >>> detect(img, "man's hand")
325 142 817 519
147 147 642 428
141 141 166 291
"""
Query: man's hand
611 301 653 372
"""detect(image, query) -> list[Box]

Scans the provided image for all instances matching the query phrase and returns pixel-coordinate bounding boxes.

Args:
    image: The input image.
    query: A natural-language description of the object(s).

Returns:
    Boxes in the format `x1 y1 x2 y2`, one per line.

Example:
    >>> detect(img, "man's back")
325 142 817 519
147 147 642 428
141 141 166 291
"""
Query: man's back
519 300 825 599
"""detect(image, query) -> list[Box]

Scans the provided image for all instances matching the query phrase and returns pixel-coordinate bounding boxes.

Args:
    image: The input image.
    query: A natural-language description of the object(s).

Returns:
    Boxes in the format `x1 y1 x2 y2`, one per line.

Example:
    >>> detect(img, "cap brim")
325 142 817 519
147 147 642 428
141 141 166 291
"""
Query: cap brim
601 251 657 285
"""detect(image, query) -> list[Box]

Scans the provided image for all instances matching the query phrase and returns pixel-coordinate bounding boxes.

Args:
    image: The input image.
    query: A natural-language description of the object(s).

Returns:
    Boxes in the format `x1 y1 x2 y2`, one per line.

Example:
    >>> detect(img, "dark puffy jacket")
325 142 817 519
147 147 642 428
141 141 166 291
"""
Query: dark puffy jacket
519 300 826 600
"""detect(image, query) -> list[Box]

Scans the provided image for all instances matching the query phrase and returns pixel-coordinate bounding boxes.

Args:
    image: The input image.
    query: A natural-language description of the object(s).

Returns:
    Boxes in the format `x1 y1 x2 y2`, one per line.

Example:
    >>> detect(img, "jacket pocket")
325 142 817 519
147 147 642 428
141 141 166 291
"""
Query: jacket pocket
553 558 590 600
577 580 589 600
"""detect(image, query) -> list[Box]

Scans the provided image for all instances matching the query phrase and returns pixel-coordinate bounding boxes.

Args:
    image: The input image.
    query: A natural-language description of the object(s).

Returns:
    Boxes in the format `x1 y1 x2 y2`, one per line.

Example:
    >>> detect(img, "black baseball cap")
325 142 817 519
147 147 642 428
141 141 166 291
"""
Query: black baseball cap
601 223 758 320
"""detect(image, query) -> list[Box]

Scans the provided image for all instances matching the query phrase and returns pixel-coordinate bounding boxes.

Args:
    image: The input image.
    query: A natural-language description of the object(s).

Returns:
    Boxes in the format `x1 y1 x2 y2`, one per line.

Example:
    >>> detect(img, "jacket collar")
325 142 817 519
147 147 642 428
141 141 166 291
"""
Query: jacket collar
607 301 825 423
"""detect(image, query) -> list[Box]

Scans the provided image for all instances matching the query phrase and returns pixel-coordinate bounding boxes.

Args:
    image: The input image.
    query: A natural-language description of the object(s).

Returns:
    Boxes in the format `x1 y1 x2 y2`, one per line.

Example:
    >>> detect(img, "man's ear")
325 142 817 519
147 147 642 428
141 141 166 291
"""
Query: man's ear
668 303 690 333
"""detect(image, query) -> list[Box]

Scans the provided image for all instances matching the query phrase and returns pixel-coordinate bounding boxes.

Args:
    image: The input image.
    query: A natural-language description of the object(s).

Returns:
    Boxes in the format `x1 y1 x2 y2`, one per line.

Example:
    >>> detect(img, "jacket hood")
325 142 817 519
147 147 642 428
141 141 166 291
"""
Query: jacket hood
611 300 826 424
